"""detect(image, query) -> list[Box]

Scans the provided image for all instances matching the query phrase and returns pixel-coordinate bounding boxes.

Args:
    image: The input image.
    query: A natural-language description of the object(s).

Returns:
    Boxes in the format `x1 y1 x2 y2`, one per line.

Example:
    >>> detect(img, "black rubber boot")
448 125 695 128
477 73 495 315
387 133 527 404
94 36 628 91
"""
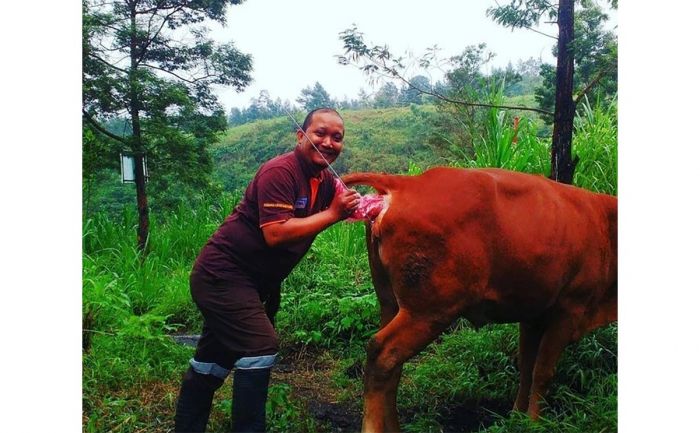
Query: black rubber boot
231 368 271 433
174 367 225 433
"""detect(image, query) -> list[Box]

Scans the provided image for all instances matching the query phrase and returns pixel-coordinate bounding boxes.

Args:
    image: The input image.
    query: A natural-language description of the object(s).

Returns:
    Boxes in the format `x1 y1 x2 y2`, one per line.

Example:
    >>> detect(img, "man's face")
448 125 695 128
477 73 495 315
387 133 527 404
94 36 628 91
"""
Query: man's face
297 111 344 170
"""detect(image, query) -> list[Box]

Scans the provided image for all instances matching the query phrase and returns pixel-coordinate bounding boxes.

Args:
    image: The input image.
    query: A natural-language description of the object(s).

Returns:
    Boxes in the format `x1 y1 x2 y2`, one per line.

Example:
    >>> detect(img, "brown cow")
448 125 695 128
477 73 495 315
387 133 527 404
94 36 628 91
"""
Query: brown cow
341 167 617 432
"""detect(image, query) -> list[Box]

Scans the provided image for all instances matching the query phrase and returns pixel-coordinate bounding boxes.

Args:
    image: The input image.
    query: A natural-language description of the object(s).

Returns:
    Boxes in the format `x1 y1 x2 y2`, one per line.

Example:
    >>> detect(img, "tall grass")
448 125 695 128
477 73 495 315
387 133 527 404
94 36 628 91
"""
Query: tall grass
469 109 550 175
83 192 239 329
572 96 618 194
463 83 550 175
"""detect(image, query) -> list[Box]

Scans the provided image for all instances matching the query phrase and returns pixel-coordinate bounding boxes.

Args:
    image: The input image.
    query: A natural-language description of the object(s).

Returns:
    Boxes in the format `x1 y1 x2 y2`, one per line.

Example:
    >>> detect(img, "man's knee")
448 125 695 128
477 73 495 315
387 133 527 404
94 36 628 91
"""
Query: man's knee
243 331 279 364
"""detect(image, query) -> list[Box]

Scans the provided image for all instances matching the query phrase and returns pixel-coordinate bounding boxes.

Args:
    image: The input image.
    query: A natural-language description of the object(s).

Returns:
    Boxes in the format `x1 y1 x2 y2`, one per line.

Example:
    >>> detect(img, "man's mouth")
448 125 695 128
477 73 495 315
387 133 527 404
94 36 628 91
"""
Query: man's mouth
316 150 337 159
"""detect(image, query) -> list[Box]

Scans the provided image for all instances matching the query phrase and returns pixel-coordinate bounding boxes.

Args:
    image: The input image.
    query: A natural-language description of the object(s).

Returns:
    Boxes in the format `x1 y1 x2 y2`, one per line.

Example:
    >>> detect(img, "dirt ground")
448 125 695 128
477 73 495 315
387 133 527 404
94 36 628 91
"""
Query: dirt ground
271 348 511 433
273 348 363 433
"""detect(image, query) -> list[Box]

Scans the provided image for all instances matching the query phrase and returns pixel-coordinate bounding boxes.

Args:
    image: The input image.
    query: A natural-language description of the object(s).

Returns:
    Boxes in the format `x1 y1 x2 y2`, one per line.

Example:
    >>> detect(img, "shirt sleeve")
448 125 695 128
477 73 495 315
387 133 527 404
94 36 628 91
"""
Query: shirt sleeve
256 167 297 227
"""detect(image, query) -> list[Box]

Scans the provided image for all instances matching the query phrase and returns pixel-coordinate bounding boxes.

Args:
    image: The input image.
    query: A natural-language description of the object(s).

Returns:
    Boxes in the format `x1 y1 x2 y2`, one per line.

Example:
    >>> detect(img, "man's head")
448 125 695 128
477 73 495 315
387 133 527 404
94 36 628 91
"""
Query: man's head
297 108 344 171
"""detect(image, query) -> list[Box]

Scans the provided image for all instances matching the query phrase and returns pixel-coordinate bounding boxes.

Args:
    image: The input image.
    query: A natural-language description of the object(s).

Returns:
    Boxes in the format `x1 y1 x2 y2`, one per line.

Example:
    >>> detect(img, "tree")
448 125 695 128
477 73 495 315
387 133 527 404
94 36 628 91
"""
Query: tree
551 0 577 183
228 106 243 125
82 0 253 251
399 75 431 105
297 82 333 111
488 0 617 183
490 62 524 97
514 58 545 95
374 82 400 108
356 89 373 109
229 90 295 125
532 3 617 115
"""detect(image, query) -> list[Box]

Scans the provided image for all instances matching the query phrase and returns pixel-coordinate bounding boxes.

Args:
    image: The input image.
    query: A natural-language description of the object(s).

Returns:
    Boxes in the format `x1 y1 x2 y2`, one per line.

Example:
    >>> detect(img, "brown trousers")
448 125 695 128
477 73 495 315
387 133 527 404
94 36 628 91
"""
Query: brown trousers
189 268 280 371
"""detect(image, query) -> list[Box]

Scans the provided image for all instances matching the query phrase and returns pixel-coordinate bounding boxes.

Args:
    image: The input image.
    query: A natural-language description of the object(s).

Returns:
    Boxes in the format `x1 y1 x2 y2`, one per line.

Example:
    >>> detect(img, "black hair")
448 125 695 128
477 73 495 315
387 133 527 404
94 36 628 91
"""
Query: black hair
301 107 343 131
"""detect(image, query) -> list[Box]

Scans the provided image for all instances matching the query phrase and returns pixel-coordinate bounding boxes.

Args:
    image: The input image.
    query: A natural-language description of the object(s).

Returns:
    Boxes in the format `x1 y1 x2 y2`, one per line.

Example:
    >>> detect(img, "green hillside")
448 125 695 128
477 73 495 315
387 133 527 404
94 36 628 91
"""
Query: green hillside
211 105 453 193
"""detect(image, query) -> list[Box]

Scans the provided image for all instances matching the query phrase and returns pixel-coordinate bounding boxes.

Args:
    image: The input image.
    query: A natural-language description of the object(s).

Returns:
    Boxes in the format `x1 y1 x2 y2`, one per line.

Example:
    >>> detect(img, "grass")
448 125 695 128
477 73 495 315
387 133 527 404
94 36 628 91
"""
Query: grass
572 97 618 195
83 99 617 432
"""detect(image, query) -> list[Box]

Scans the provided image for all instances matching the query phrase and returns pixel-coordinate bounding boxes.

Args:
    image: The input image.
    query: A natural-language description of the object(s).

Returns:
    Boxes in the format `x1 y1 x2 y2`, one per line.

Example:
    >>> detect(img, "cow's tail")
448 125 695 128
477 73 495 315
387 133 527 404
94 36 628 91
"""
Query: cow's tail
341 172 400 194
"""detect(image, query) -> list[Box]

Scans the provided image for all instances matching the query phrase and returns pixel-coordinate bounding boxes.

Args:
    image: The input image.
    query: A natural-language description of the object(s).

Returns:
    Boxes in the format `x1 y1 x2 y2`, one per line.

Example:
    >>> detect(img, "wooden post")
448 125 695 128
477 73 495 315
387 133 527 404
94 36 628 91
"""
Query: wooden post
133 152 149 252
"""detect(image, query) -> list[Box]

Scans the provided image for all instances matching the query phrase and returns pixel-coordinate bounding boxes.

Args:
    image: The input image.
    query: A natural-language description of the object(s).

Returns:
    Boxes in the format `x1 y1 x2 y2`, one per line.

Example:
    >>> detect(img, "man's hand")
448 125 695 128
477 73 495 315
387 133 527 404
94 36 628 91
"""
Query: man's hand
330 188 361 221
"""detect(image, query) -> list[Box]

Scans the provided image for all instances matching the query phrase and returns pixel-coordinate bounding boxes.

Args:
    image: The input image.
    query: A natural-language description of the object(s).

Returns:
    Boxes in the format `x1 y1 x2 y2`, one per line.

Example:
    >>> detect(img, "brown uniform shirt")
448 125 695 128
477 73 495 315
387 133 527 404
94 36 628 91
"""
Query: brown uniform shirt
193 147 336 289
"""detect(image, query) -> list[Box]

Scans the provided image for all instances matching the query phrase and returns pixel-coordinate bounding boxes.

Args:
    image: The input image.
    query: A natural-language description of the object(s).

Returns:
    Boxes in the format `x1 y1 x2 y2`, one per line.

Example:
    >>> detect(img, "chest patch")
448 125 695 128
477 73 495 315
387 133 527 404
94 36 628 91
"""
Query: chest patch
295 197 308 209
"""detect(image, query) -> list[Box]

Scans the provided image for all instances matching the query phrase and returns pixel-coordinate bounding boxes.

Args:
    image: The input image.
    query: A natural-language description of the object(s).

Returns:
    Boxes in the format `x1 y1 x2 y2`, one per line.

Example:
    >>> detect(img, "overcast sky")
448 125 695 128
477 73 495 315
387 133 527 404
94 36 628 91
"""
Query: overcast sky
209 0 616 112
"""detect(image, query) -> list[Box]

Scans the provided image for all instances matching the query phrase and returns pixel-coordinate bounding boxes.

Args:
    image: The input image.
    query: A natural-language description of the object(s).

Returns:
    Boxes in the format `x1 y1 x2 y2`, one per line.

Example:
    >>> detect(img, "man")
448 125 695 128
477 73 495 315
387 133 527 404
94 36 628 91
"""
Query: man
174 108 360 432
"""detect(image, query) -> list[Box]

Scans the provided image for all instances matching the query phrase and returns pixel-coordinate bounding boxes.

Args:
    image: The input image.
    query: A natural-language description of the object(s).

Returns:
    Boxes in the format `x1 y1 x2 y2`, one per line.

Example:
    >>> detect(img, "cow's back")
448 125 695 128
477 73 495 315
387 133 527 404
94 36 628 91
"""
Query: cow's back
373 167 617 325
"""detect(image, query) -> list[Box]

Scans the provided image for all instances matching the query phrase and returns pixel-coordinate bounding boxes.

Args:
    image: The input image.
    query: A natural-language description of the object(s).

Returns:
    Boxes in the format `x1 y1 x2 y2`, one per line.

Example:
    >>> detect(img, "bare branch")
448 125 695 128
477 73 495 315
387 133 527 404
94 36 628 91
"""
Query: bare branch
415 84 553 116
355 48 554 117
88 52 130 75
83 110 129 145
523 26 558 40
136 5 185 65
574 63 616 105
141 62 217 84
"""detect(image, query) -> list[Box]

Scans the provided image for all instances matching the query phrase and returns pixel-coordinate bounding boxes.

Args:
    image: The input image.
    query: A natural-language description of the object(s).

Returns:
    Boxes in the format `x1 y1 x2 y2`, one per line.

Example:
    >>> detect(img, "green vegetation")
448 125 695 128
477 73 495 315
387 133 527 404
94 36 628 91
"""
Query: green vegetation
83 95 617 432
573 97 618 194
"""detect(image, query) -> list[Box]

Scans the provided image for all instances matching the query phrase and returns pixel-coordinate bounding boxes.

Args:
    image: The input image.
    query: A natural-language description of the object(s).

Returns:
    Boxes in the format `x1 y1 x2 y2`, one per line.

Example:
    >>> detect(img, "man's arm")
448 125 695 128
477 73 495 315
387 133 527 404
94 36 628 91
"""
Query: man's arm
261 189 360 247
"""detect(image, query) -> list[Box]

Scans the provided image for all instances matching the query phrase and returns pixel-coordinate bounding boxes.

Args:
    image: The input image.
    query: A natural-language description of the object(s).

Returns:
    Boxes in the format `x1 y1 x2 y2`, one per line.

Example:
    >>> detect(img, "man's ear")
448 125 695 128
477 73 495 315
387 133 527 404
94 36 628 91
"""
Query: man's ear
296 129 304 143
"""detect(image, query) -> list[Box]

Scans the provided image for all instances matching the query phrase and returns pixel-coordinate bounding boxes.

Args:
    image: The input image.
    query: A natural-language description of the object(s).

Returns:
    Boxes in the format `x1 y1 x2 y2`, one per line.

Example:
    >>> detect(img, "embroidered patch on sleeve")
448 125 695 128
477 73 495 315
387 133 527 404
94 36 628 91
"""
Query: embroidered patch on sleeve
263 203 294 210
294 197 308 209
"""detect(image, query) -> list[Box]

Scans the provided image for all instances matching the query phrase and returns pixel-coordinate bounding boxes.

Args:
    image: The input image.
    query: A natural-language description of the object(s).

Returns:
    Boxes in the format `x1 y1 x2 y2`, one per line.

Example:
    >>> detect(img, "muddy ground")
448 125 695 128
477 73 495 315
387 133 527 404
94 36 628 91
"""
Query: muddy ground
272 348 363 432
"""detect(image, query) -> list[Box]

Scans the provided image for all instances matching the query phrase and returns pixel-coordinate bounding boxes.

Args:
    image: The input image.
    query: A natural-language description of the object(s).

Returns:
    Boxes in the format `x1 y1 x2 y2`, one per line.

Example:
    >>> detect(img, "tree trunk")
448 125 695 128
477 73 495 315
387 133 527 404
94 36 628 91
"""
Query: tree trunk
130 7 149 252
550 0 578 184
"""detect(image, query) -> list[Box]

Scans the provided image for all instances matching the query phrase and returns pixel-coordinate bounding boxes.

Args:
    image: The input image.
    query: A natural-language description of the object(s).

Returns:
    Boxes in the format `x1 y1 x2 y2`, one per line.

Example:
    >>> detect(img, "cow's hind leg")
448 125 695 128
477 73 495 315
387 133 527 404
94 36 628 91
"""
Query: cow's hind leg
362 310 451 433
366 225 399 330
513 321 545 412
527 313 578 419
366 225 402 431
376 299 402 432
373 284 402 432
